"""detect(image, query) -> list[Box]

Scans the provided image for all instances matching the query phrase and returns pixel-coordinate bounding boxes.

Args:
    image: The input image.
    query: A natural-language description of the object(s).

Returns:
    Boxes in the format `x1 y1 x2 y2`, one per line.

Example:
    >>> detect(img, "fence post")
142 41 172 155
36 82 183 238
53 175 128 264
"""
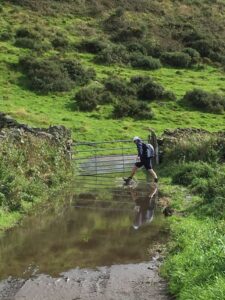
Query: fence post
148 129 159 165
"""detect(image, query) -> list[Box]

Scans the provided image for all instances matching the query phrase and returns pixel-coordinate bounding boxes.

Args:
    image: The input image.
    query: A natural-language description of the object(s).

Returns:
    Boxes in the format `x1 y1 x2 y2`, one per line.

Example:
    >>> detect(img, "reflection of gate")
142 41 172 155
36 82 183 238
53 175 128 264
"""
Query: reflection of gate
72 140 143 176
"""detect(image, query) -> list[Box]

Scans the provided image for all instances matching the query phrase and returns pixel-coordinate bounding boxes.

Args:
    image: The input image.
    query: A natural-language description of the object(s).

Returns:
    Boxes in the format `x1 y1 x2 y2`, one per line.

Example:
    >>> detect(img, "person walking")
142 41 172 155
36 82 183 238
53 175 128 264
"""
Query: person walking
124 136 158 185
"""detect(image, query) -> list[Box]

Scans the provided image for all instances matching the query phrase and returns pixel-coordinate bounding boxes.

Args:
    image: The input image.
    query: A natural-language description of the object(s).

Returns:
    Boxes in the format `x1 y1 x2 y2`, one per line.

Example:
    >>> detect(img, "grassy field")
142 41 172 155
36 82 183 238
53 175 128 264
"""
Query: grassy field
0 2 225 142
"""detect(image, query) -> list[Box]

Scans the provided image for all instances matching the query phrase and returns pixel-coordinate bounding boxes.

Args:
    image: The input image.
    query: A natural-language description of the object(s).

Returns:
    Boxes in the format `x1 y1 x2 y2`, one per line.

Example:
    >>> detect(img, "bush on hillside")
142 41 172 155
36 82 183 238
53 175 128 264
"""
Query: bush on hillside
182 47 201 64
142 40 162 58
113 99 154 119
104 77 135 96
129 75 152 86
15 37 51 51
77 39 108 54
126 42 147 55
183 89 225 113
0 30 13 41
51 36 69 49
161 52 192 68
112 25 146 43
62 59 96 85
130 54 162 70
74 86 101 112
137 79 166 101
103 7 126 32
95 45 129 65
98 91 115 104
26 60 72 92
18 57 95 93
16 27 39 39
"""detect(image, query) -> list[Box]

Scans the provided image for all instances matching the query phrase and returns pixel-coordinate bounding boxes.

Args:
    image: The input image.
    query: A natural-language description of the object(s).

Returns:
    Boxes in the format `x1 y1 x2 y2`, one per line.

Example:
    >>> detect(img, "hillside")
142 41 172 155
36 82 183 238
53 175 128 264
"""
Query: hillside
0 0 225 141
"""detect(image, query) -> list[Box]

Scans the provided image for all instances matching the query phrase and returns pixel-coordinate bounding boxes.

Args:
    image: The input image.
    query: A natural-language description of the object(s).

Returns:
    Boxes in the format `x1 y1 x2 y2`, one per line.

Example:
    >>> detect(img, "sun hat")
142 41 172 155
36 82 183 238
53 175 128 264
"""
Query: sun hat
133 136 141 142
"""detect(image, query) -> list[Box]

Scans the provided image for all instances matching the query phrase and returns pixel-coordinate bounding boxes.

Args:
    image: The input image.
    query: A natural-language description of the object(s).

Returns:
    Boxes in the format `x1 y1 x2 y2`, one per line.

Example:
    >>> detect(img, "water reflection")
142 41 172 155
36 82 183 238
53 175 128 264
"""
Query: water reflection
130 184 158 230
0 180 167 280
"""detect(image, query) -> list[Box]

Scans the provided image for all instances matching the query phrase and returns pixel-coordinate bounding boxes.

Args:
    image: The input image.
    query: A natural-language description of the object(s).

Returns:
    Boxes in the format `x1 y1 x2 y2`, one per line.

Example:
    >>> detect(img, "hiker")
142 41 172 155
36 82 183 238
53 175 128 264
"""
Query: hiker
124 136 158 185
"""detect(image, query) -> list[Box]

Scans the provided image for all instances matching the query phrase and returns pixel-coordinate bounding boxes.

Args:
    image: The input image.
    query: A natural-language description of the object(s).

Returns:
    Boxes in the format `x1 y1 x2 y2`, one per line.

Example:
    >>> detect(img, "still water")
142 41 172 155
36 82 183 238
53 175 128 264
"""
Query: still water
0 177 168 280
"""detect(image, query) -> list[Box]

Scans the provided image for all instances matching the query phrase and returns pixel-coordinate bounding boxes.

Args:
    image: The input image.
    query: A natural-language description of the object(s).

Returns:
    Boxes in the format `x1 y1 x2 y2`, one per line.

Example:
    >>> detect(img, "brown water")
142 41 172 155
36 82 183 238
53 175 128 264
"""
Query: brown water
0 178 168 280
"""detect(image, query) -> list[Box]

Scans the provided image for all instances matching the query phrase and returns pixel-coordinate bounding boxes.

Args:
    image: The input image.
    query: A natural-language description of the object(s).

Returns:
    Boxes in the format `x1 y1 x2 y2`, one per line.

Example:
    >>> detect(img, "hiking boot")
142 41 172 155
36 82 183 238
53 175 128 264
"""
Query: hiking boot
154 178 158 183
123 177 132 185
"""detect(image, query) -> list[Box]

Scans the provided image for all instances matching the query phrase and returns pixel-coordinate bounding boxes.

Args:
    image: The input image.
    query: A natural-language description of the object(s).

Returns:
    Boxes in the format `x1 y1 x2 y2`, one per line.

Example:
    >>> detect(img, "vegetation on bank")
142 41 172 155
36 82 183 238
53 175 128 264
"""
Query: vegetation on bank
159 133 225 300
0 130 73 232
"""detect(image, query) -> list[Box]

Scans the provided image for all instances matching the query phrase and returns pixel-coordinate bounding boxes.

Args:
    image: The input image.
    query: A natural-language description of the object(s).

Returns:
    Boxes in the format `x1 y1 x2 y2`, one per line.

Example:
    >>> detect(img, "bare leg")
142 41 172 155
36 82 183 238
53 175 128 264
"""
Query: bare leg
129 166 138 178
148 169 158 180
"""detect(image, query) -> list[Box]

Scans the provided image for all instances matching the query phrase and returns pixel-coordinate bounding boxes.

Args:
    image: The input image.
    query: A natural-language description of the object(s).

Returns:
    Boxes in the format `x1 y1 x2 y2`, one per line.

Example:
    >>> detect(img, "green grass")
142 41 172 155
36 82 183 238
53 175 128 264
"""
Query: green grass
1 3 225 142
1 43 225 141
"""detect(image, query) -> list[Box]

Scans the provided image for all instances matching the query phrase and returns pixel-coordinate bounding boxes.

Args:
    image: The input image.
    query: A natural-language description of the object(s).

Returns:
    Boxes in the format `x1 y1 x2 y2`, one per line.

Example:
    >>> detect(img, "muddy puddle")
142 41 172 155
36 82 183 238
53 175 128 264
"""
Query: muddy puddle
0 177 168 281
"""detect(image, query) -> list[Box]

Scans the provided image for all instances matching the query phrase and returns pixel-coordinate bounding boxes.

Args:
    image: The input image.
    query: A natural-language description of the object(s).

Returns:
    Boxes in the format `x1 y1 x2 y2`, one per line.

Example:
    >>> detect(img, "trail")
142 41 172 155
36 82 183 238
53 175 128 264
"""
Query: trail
0 258 168 300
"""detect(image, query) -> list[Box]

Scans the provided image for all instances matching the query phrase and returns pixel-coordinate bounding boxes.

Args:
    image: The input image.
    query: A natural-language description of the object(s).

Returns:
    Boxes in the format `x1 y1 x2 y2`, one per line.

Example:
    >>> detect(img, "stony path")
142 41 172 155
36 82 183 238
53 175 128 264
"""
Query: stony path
0 260 169 300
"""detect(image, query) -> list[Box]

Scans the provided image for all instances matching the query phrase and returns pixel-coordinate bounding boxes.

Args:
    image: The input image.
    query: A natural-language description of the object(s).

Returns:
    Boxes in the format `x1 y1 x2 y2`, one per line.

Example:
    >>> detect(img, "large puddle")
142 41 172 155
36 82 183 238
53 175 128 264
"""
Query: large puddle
0 177 168 280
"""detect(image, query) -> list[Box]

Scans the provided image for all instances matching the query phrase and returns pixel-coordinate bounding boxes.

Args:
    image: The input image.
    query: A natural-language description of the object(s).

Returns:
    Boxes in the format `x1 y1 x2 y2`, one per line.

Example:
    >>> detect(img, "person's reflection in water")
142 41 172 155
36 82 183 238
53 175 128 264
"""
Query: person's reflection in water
130 184 158 230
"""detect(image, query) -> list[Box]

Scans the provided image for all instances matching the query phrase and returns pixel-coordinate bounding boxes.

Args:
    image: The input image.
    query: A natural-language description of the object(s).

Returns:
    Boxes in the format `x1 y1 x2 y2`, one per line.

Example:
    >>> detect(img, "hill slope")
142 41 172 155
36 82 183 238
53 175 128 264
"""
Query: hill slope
0 0 225 141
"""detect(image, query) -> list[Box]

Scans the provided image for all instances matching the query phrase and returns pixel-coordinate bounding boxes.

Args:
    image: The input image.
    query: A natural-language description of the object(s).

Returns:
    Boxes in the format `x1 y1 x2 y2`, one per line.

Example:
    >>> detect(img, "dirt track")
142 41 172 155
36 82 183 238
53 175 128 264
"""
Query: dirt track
0 258 169 300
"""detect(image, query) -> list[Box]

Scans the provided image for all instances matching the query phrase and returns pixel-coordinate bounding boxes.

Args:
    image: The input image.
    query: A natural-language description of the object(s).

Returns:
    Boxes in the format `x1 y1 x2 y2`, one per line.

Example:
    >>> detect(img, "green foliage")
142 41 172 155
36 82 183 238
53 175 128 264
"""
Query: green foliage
104 77 135 96
51 36 69 49
126 42 147 55
112 25 146 43
0 133 73 214
19 56 72 92
183 89 225 113
162 217 225 299
18 56 95 93
183 48 201 65
113 98 154 119
163 134 222 163
74 86 101 112
77 39 108 54
137 79 166 101
95 45 130 65
130 54 162 70
62 59 96 85
161 52 192 68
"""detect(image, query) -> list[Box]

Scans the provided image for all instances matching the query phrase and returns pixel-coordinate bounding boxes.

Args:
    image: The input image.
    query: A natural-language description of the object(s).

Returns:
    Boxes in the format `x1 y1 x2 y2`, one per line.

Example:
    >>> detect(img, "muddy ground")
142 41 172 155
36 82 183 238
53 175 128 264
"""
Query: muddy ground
0 256 169 300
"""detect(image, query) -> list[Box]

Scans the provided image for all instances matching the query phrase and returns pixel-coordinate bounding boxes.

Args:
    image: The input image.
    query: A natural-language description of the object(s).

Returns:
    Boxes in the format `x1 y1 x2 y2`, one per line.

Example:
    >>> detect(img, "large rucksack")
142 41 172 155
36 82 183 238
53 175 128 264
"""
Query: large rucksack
143 143 155 158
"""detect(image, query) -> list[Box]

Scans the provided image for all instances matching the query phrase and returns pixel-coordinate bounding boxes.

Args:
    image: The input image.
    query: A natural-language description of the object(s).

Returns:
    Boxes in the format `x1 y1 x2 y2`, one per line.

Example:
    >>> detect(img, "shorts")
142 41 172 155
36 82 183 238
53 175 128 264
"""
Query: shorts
135 158 152 170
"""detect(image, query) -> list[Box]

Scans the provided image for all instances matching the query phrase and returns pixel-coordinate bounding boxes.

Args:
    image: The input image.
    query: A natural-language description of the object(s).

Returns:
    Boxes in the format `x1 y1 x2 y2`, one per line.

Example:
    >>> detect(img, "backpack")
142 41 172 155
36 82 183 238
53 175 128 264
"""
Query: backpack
145 143 155 158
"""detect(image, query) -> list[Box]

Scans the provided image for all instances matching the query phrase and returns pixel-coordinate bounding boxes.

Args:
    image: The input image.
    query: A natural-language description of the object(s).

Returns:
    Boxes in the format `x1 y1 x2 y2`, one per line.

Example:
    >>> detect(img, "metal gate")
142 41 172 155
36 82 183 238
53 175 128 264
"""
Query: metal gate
73 139 139 176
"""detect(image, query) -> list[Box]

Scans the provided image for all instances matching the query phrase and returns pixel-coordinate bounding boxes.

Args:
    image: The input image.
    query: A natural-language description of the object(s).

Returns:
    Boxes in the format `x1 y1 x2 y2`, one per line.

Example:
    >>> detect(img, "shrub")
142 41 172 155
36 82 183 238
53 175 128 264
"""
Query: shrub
113 98 154 119
51 36 69 49
112 25 146 43
183 89 225 113
103 7 126 32
0 31 13 41
74 87 101 112
62 59 96 85
18 57 95 93
182 47 201 64
104 77 135 96
161 52 192 68
98 91 115 104
130 54 162 70
95 45 129 65
16 27 39 39
142 40 162 58
126 42 147 55
77 39 108 54
129 75 152 86
137 79 166 101
14 37 50 51
28 60 72 92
